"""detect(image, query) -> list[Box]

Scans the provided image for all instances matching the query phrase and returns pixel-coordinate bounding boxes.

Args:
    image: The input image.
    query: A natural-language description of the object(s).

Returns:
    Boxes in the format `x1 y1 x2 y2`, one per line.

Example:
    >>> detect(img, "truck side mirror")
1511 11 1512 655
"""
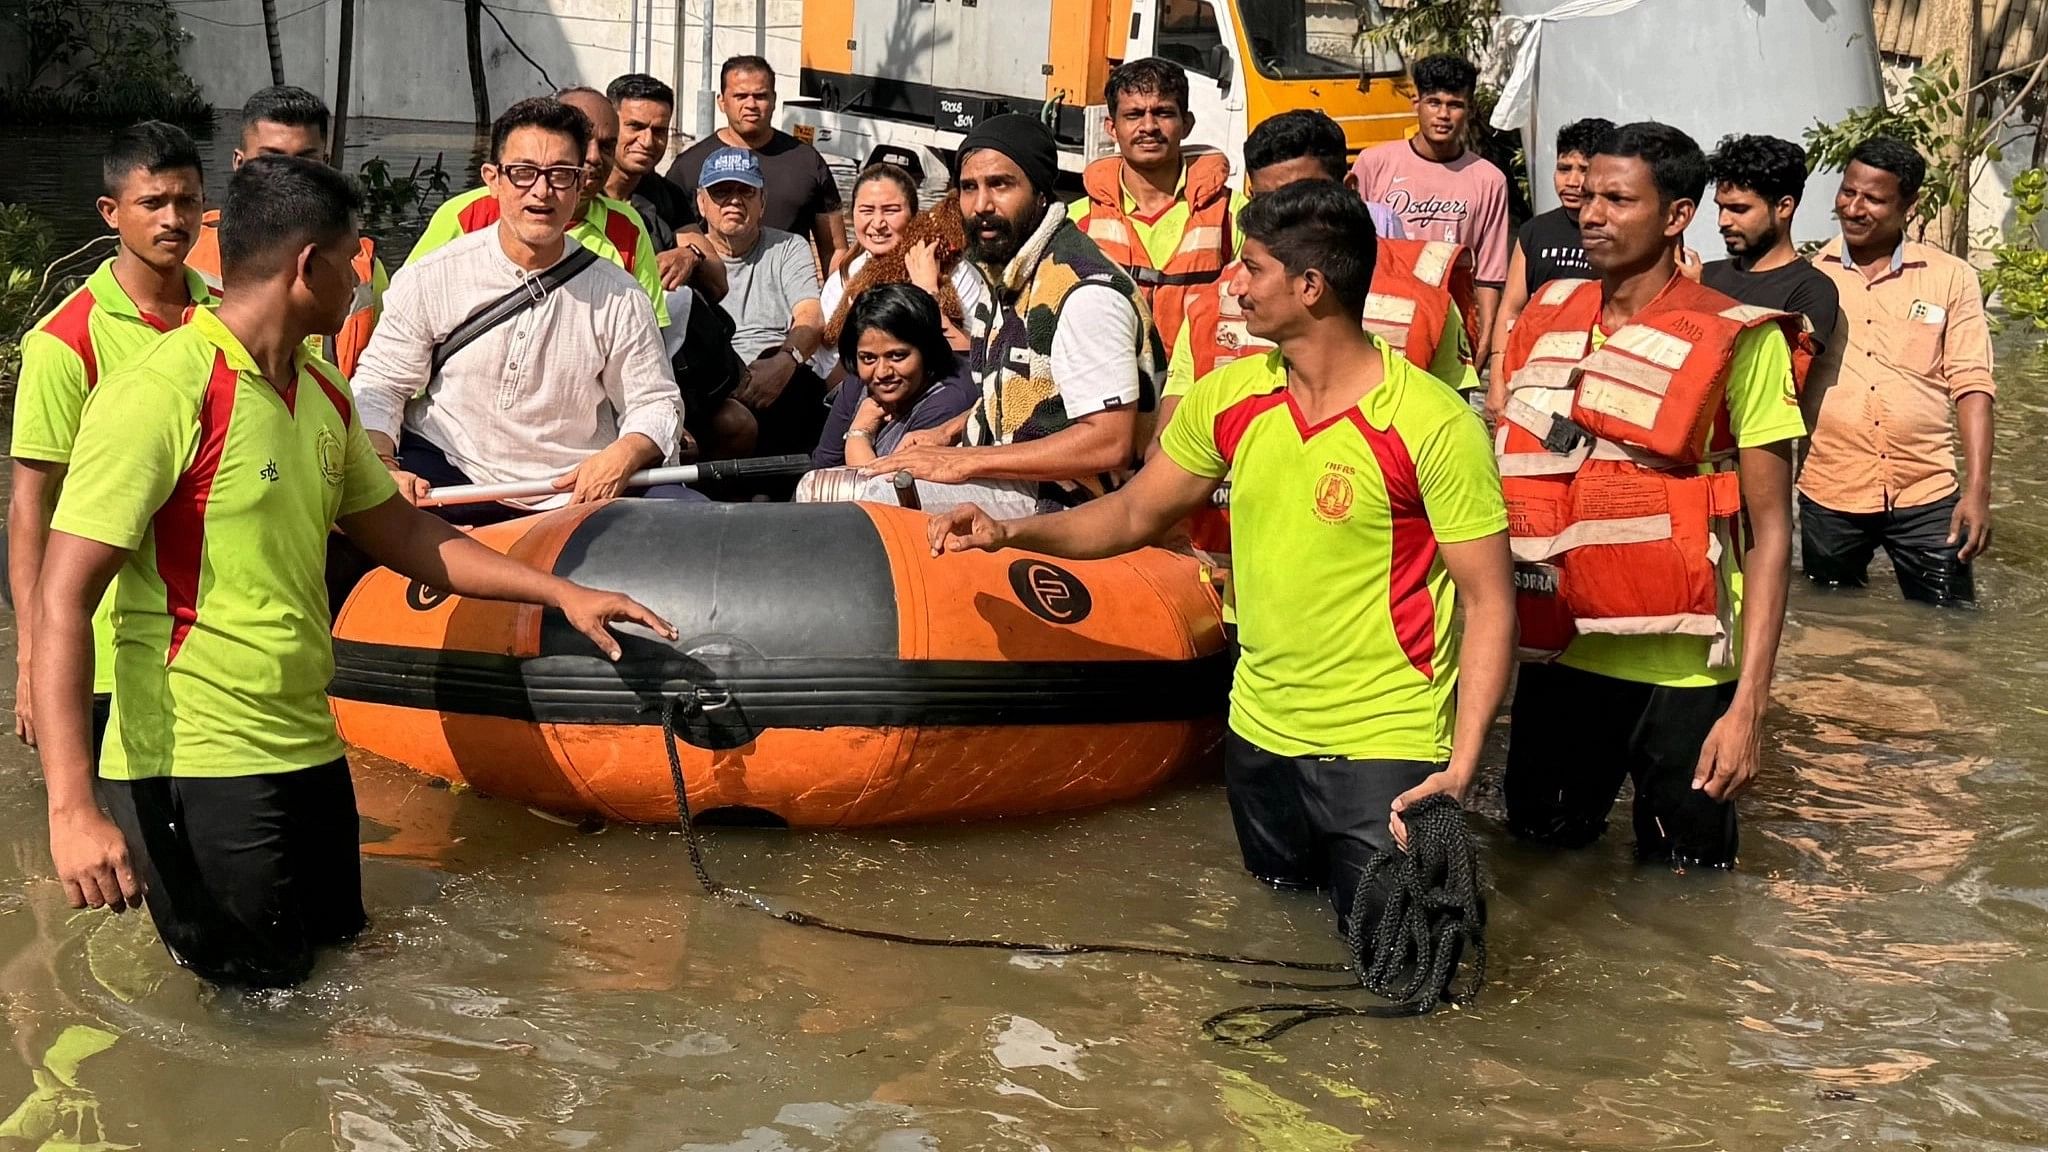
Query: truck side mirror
1208 43 1233 92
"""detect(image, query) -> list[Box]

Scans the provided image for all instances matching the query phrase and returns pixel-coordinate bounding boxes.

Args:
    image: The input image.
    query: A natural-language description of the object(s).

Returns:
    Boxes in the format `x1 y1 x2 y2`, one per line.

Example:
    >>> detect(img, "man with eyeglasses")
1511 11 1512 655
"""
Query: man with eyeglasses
406 88 671 328
351 97 687 525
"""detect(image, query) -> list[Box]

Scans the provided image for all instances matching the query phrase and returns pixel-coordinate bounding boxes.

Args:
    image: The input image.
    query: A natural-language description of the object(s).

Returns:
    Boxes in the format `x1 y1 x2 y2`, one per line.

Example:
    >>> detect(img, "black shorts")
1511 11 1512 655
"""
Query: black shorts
1502 661 1739 867
1800 491 1974 607
1222 730 1437 924
98 759 365 988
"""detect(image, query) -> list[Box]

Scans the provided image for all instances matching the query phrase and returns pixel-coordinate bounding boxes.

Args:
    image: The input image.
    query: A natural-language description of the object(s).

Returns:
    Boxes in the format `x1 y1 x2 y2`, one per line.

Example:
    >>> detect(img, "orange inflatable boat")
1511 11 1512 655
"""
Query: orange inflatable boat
329 499 1229 827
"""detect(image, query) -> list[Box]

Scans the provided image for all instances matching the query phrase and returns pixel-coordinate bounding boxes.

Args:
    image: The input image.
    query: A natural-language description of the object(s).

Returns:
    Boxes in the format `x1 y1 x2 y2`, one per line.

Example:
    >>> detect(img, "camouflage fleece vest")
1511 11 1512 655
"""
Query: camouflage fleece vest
968 208 1163 501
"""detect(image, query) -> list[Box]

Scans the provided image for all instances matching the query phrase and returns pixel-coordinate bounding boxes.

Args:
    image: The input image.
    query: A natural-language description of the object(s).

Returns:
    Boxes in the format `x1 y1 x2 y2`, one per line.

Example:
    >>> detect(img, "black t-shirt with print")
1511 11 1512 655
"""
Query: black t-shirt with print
1518 206 1591 293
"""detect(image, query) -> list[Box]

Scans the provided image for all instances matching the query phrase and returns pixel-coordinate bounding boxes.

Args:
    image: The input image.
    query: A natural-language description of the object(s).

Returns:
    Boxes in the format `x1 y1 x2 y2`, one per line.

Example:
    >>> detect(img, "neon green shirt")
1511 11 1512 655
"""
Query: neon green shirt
1163 339 1507 760
51 308 398 779
1559 324 1804 687
408 187 669 326
11 259 214 693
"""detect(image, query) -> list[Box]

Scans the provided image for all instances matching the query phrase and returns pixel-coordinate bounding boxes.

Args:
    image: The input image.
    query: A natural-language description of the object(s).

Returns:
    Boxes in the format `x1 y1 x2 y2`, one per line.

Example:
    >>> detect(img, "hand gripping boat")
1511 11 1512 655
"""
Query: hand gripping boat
328 500 1230 827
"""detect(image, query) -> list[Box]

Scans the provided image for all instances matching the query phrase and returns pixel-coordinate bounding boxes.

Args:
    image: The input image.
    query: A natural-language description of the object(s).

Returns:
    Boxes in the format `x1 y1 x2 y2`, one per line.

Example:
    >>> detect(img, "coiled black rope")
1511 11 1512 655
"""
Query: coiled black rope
1201 795 1486 1043
658 697 1485 1039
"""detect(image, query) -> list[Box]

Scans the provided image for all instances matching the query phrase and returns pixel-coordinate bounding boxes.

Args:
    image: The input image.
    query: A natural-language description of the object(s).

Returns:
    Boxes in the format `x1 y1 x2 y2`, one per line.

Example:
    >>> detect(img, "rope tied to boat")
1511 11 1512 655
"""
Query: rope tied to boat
658 695 1486 1040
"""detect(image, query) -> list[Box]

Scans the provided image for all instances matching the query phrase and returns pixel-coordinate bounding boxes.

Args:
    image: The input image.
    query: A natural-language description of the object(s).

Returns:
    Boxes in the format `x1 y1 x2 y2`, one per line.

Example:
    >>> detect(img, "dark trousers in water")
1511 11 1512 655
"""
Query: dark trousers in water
1222 731 1437 926
1502 661 1740 868
1799 491 1975 607
97 759 364 988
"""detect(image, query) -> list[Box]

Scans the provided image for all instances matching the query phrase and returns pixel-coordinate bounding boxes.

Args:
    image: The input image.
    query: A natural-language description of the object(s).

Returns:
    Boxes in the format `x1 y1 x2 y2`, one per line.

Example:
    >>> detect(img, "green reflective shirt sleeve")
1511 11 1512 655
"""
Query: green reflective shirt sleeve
406 200 465 268
11 330 89 463
50 368 199 552
630 219 670 328
337 410 400 519
1726 324 1805 450
1164 316 1197 399
1431 303 1480 393
1159 370 1228 480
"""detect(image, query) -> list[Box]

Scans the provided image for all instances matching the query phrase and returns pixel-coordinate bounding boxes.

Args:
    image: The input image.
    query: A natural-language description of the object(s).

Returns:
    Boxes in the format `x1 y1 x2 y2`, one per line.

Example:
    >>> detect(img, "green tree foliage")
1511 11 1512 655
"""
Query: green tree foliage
1980 167 2048 332
356 154 456 235
0 205 109 394
0 0 209 124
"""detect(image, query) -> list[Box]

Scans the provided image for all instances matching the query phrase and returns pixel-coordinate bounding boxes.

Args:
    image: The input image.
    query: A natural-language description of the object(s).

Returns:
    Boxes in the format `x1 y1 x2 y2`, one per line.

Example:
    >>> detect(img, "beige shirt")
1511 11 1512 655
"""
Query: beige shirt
1801 236 1995 514
354 228 680 508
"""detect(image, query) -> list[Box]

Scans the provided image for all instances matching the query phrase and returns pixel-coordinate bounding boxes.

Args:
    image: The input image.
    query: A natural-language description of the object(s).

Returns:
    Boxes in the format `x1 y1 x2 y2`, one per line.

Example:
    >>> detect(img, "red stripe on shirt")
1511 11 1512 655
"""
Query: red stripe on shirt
41 288 100 390
604 208 641 273
1212 391 1289 466
153 351 238 664
457 197 502 233
310 362 353 427
1349 410 1438 680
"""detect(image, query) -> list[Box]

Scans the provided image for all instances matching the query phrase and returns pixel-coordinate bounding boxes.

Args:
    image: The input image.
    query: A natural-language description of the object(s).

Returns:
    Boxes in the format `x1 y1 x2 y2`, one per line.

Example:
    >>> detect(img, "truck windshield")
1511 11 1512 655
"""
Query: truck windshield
1228 0 1405 81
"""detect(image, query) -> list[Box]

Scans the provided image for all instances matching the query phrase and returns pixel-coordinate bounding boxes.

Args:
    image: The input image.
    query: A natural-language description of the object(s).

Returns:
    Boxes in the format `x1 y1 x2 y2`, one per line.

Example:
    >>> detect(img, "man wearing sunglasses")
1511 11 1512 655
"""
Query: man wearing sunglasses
405 89 671 328
351 97 686 525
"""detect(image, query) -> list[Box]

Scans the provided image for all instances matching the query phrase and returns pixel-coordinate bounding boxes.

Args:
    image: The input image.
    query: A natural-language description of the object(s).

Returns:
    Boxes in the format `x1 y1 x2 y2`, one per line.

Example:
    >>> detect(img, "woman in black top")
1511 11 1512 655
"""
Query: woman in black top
1486 118 1616 419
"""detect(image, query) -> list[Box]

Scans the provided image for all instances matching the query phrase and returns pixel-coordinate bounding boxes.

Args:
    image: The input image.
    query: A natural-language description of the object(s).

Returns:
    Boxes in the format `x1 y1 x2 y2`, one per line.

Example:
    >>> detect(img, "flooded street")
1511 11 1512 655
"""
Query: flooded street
4 118 2047 1149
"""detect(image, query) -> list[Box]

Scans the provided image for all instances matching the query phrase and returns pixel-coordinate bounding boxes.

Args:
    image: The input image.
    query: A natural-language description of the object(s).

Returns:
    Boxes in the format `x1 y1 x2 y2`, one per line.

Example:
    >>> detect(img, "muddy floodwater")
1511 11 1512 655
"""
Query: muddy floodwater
4 118 2047 1149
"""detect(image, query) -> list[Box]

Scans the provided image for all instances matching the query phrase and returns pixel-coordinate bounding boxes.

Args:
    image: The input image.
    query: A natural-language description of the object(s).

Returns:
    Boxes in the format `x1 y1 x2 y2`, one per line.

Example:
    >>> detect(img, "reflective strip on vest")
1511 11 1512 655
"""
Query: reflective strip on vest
1412 242 1457 288
1361 292 1419 352
1088 217 1133 249
1509 513 1674 562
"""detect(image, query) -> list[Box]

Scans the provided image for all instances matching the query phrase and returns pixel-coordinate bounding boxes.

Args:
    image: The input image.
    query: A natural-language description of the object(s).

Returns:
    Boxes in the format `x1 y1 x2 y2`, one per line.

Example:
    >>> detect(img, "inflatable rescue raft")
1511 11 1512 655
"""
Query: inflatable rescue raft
329 500 1230 827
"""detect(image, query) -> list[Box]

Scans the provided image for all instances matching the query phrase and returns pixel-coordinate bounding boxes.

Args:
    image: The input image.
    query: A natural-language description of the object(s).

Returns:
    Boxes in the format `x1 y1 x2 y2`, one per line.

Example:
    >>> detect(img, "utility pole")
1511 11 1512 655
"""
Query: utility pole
697 0 718 139
755 0 766 56
260 0 285 84
330 0 355 167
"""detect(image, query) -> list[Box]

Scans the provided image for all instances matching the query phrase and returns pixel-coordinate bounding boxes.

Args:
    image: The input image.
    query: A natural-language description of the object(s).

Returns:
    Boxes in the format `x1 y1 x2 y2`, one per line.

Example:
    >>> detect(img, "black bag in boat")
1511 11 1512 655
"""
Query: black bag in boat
671 286 746 429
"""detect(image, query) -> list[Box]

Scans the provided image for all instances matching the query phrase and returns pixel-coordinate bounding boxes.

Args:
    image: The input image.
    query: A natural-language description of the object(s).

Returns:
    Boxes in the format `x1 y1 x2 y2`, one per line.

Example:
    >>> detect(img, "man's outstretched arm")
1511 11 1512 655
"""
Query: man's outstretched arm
925 449 1221 560
338 495 677 659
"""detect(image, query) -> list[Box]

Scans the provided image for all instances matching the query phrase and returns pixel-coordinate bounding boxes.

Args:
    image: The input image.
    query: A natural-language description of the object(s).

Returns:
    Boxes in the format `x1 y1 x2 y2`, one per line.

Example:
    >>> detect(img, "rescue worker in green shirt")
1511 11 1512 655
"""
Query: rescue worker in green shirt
33 156 676 987
408 87 672 327
9 122 212 755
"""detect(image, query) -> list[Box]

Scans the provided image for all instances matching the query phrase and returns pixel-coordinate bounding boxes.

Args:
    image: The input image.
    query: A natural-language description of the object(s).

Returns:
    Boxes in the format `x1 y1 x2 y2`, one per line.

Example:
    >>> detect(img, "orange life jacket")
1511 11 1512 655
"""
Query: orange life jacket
1181 240 1473 383
1497 274 1803 664
1077 152 1234 357
189 209 380 377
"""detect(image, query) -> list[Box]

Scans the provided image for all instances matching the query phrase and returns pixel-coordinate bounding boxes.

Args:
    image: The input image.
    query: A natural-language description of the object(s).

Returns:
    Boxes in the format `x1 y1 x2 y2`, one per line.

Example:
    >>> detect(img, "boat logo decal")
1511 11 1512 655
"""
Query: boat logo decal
1008 559 1092 625
406 581 450 612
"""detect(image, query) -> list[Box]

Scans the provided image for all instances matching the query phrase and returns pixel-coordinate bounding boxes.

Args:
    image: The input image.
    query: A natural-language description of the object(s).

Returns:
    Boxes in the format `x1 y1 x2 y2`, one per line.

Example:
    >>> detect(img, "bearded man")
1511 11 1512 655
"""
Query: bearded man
866 114 1161 511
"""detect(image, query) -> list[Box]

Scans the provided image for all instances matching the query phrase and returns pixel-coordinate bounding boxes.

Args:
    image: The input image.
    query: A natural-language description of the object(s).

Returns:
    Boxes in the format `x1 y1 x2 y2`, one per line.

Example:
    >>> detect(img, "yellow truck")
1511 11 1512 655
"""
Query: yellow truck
787 0 1419 178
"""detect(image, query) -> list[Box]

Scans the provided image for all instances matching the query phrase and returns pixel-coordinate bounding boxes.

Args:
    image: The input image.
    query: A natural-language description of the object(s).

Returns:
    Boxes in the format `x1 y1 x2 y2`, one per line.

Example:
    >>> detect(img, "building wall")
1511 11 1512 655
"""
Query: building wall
176 0 805 141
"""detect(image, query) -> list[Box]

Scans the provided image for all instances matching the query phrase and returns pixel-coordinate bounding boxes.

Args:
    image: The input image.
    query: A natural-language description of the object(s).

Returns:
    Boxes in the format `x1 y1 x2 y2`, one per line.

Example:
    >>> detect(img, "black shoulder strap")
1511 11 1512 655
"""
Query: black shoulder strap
428 247 601 377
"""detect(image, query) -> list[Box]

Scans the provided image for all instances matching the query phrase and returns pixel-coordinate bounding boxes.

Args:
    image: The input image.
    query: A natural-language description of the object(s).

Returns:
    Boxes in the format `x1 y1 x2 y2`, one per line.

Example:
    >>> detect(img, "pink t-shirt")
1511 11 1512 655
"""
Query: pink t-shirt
1351 139 1510 286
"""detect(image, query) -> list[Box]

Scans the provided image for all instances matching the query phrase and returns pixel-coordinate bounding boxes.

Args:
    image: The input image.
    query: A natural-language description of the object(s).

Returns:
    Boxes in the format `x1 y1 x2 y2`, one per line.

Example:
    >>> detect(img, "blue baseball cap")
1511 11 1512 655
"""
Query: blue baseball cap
699 146 765 190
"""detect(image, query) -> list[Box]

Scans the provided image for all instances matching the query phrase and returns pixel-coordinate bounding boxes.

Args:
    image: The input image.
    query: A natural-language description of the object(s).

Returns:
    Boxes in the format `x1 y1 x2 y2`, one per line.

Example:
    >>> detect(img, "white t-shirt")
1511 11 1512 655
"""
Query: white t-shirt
1045 283 1143 419
812 251 992 376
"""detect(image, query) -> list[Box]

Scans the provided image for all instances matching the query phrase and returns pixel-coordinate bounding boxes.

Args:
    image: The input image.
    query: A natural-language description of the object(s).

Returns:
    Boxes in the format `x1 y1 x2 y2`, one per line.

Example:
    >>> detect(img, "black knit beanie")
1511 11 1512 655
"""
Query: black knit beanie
954 113 1059 200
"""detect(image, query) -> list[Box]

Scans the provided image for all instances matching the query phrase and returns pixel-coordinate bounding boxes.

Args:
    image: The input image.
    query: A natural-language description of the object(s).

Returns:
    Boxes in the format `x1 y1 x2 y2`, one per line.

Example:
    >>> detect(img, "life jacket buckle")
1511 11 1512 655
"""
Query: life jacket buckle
1542 415 1590 456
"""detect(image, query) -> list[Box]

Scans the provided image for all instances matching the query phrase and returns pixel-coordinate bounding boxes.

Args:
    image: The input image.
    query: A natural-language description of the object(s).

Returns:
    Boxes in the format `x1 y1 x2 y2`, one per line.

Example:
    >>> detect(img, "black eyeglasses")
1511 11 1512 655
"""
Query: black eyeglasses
499 164 585 191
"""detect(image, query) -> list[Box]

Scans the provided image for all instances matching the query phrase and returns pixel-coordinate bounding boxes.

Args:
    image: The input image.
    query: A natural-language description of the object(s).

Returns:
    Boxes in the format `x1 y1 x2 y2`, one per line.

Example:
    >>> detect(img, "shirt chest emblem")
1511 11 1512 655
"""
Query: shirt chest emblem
316 426 345 486
1313 462 1356 524
260 459 280 483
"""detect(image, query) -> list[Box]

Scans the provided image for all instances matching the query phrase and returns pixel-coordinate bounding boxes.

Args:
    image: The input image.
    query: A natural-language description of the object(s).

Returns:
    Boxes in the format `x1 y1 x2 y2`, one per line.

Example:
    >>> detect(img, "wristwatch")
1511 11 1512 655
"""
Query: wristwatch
784 345 804 366
845 428 872 442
